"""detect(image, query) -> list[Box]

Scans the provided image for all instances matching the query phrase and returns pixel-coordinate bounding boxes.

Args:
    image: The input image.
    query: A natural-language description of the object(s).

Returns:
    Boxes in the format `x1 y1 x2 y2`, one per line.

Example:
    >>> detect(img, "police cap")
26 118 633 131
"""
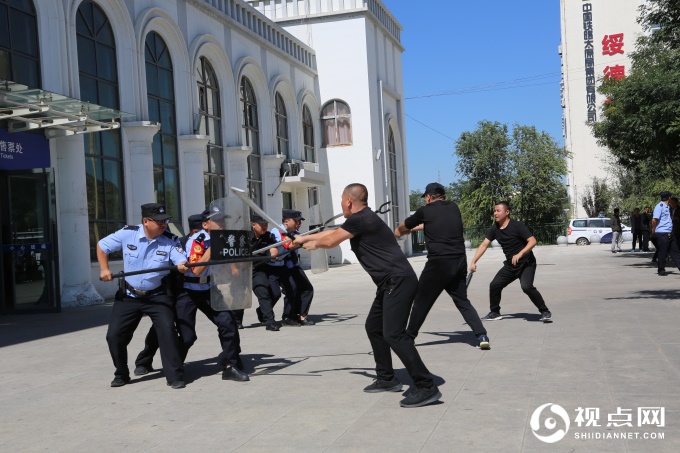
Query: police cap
251 214 268 224
660 191 672 201
282 209 304 221
202 206 229 221
141 203 170 221
188 214 204 230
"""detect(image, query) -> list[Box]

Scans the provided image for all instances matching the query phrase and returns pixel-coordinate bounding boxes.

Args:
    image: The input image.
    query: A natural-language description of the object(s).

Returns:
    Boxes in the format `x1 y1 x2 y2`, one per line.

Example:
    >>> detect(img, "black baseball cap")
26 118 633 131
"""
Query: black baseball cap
141 203 170 220
421 182 445 198
660 191 672 201
251 214 268 224
188 214 204 230
282 209 304 221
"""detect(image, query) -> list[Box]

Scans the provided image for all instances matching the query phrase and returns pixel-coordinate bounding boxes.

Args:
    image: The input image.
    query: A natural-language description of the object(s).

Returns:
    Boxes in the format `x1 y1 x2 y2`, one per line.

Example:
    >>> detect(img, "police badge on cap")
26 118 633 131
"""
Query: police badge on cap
202 206 229 221
141 203 170 220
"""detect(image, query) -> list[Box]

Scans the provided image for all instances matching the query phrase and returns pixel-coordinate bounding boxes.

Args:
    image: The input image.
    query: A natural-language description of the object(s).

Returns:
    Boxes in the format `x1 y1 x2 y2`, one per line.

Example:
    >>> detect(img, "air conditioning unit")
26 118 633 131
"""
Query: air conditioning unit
302 161 319 172
281 159 302 177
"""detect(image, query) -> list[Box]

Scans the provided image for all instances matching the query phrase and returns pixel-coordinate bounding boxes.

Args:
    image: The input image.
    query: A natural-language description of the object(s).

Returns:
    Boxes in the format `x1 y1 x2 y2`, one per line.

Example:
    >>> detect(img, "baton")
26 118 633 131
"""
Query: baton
231 187 288 236
102 254 277 280
465 270 474 288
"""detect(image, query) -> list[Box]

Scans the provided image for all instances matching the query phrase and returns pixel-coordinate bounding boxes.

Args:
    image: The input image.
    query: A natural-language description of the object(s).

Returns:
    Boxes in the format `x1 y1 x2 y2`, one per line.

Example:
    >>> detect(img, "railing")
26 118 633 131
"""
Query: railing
411 223 568 252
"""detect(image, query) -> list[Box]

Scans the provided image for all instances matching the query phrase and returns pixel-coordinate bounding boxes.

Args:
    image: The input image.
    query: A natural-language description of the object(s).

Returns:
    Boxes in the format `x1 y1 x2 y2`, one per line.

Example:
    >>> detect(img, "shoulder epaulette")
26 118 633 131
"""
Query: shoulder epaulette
124 225 140 230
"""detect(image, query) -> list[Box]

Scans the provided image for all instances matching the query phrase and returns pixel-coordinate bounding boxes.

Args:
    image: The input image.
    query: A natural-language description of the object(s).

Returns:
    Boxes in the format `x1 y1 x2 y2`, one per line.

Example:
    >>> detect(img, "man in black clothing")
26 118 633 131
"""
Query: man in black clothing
394 182 489 350
294 183 441 408
641 207 651 252
470 201 552 323
631 208 643 252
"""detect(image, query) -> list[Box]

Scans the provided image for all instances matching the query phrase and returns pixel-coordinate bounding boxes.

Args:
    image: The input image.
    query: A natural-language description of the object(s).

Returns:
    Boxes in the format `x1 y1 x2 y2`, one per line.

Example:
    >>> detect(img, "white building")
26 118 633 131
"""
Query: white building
247 0 411 264
560 0 646 217
0 0 410 313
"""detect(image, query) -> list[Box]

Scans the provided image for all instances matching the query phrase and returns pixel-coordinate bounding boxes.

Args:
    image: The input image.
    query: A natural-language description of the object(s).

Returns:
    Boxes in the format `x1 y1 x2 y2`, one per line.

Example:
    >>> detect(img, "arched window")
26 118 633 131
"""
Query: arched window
197 57 224 205
321 100 351 147
145 31 181 230
77 0 125 260
240 77 261 207
302 105 314 162
0 0 40 87
275 93 289 159
388 126 399 228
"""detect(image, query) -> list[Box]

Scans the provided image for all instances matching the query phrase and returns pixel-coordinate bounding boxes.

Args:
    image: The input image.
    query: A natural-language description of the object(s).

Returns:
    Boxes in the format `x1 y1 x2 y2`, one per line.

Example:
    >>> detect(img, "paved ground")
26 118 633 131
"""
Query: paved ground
1 244 679 452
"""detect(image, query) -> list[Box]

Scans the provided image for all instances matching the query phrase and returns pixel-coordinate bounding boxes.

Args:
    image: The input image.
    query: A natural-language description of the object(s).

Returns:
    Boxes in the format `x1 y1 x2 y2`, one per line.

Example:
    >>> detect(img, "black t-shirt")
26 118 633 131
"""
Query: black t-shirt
341 207 414 286
251 231 277 250
404 200 466 259
485 218 534 263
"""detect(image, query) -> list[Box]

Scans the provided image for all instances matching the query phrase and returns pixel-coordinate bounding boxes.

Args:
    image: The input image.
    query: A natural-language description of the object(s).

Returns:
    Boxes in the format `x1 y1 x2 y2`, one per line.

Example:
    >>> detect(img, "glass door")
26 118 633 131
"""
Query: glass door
1 170 59 313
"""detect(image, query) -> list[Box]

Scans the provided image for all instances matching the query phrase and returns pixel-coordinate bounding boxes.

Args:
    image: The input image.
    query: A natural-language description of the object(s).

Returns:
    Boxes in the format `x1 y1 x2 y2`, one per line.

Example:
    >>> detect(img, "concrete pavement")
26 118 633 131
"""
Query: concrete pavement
0 244 678 452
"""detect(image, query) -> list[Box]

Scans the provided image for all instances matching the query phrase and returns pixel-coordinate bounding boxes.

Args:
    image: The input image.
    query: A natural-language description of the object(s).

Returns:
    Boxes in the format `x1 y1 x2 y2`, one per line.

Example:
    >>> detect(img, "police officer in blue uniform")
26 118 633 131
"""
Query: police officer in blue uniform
97 203 187 389
651 191 680 276
273 209 315 326
250 214 282 331
135 209 249 382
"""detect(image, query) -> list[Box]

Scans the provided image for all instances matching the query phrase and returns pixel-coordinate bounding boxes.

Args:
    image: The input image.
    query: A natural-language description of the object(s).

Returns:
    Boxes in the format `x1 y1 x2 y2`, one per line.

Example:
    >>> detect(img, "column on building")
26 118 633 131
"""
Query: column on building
122 121 161 224
55 134 104 306
179 134 210 219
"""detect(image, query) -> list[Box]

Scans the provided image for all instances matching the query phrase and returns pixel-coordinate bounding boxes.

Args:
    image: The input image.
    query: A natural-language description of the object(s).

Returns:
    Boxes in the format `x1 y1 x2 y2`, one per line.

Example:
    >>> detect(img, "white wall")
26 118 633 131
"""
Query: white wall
560 0 643 217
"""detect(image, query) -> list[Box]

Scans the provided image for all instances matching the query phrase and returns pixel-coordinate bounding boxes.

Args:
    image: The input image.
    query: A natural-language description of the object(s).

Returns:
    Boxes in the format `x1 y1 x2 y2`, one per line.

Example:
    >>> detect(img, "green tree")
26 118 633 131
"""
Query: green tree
590 0 680 175
409 190 425 211
581 177 612 217
454 120 512 226
454 121 567 226
510 125 570 225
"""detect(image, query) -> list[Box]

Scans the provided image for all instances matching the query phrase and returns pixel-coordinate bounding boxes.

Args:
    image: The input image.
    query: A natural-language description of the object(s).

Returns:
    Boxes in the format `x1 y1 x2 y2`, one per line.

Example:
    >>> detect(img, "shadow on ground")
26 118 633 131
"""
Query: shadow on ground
0 303 112 347
604 289 680 300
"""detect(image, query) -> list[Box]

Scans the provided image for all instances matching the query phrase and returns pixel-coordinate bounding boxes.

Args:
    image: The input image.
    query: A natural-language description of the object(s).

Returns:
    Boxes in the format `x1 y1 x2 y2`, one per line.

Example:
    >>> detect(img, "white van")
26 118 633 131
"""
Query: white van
567 218 630 245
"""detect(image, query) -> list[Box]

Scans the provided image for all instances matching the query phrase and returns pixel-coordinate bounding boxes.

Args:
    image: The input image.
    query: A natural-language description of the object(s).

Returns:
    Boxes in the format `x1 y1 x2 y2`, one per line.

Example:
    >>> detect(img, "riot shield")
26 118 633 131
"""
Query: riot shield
207 197 253 312
307 203 329 274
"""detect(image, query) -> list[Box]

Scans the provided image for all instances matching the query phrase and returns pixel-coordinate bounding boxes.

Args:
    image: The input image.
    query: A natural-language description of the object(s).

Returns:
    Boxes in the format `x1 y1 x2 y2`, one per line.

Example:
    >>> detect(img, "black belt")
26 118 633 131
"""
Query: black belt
184 276 210 284
125 282 164 297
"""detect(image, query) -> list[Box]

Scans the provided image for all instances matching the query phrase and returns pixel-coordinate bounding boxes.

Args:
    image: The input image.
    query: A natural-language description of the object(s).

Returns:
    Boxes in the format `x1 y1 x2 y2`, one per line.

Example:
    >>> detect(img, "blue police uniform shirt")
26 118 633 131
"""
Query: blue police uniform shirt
653 202 673 233
183 229 211 291
98 225 186 295
269 227 291 267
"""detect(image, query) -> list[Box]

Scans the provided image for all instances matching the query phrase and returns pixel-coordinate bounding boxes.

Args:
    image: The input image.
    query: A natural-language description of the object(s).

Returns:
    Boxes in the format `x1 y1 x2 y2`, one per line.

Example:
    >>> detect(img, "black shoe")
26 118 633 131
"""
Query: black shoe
363 378 403 393
282 318 301 327
658 270 668 276
236 321 244 329
110 377 131 387
222 366 250 381
400 387 442 408
167 380 186 389
540 311 553 323
300 317 315 326
256 307 264 323
482 311 503 321
133 365 152 376
477 335 490 350
265 323 280 331
652 258 658 263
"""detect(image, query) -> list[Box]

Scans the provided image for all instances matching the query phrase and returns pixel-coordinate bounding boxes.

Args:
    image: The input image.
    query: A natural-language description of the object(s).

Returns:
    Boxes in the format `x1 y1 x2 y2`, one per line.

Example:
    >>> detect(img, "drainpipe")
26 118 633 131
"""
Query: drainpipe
379 79 389 224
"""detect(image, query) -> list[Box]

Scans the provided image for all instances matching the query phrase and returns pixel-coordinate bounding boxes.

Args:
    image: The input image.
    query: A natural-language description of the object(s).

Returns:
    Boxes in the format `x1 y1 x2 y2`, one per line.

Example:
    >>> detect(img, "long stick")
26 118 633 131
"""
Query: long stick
230 187 287 236
105 254 276 280
251 213 344 255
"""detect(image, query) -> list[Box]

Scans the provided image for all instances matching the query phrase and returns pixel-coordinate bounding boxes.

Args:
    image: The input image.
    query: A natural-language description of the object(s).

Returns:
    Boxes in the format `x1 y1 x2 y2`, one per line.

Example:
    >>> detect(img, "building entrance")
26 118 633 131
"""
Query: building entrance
0 170 59 313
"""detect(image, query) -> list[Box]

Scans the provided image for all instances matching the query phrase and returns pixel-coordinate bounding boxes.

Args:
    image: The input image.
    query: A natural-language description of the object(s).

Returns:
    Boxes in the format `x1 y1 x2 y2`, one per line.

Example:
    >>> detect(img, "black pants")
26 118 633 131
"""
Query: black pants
265 266 296 320
641 230 650 251
282 266 313 319
106 294 183 383
654 232 680 273
136 290 241 369
252 266 279 325
407 257 486 338
632 231 643 250
489 258 549 314
365 274 435 390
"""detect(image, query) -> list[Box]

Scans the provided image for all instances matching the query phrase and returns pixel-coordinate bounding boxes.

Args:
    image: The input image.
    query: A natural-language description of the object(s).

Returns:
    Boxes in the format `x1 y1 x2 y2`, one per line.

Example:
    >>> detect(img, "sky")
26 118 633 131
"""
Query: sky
382 0 564 193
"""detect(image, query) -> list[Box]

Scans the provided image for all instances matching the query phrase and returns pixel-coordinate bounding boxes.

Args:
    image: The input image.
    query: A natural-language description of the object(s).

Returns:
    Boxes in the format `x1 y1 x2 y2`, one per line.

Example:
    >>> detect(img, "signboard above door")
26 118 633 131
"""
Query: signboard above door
0 128 50 170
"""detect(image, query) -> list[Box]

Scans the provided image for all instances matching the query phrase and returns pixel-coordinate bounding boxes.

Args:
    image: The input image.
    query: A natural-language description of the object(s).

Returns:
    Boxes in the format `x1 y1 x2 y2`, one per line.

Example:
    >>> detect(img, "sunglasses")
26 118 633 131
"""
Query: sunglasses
146 218 170 226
